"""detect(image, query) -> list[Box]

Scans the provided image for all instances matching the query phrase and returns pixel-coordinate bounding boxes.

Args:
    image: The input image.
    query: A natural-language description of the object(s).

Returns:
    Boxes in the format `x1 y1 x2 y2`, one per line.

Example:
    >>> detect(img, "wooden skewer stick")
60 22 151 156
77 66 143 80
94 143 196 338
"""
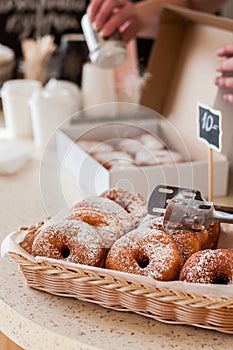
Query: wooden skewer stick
208 147 213 202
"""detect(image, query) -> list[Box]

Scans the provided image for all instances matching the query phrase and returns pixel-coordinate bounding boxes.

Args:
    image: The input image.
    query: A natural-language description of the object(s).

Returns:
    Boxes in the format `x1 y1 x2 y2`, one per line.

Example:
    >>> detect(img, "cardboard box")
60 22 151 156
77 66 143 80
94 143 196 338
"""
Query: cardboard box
140 4 233 190
56 5 232 200
57 113 228 200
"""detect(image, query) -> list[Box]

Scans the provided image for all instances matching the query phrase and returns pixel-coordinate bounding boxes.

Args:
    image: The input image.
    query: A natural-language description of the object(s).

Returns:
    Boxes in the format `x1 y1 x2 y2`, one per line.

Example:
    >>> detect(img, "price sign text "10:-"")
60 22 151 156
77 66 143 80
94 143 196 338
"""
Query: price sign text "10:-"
197 103 222 152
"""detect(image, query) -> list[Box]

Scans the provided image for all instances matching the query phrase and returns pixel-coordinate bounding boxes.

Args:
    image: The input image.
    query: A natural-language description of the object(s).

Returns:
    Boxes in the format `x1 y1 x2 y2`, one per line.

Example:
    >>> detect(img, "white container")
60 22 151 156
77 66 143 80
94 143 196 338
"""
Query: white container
45 78 82 111
29 88 75 150
1 79 42 138
81 62 117 116
56 107 229 199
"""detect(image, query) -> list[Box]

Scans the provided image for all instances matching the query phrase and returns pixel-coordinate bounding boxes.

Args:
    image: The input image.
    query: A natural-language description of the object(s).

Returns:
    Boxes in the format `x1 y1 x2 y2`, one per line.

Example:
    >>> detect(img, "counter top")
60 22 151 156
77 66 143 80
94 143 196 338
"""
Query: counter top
1 138 233 350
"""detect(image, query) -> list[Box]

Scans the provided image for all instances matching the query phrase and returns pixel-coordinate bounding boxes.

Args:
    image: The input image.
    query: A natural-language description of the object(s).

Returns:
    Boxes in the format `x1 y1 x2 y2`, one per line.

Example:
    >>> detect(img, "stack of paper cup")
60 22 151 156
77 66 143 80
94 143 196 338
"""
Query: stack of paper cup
29 88 75 150
81 62 117 116
1 79 42 138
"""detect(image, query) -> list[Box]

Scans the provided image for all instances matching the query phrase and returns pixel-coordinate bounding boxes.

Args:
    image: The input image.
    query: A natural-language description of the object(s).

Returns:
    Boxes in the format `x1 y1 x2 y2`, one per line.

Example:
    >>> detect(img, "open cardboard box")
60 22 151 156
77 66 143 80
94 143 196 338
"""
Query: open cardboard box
56 5 232 200
140 4 233 190
56 111 227 200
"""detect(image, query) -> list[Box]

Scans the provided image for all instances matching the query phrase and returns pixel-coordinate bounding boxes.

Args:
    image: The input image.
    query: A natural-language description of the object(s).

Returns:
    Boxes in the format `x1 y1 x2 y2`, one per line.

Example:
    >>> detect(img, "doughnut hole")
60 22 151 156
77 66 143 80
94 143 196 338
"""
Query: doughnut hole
212 273 229 285
136 252 150 269
61 246 71 259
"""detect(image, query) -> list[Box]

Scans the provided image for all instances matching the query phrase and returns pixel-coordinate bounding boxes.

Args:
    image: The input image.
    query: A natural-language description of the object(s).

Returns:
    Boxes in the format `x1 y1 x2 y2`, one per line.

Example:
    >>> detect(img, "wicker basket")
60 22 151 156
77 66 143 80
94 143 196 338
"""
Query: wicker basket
2 221 233 335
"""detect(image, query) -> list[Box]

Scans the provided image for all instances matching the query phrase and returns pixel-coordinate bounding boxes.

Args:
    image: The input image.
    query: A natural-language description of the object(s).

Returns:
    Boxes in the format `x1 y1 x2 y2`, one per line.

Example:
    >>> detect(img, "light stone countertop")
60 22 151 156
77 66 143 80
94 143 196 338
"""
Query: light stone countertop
0 138 233 350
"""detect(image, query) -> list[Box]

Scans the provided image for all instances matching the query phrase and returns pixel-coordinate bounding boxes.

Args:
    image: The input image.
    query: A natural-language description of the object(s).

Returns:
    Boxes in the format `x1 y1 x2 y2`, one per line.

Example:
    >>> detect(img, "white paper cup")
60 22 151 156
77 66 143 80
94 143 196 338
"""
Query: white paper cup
1 79 42 138
81 62 117 116
29 88 75 150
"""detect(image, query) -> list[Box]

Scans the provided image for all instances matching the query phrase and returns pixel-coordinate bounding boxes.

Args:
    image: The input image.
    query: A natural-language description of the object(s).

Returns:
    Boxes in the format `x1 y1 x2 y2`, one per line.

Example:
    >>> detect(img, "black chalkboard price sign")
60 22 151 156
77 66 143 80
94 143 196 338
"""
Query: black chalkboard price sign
197 102 223 201
197 102 222 152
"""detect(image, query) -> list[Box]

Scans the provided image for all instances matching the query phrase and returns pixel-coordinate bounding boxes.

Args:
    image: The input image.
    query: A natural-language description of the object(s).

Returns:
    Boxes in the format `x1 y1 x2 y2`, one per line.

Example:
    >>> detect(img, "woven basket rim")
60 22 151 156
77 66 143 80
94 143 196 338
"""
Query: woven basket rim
2 221 233 301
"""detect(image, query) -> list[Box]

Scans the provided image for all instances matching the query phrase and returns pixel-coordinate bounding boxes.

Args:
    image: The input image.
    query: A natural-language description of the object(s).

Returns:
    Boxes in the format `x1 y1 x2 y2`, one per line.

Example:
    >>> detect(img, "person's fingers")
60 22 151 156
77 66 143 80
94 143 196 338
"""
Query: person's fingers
88 0 126 30
120 21 139 43
216 43 233 57
223 93 233 104
87 0 104 21
216 57 233 72
99 2 136 38
215 75 233 89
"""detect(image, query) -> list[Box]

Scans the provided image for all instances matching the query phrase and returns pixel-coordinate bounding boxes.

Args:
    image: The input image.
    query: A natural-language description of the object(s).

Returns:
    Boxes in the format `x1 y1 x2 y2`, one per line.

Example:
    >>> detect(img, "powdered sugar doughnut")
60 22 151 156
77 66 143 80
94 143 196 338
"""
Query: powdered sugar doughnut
197 223 220 250
106 227 182 281
135 149 183 166
136 133 164 150
92 151 133 169
117 138 147 156
138 217 200 263
71 196 135 232
138 214 163 229
109 161 138 171
100 188 147 225
76 140 114 153
168 229 201 262
179 249 233 284
65 207 128 247
31 219 107 267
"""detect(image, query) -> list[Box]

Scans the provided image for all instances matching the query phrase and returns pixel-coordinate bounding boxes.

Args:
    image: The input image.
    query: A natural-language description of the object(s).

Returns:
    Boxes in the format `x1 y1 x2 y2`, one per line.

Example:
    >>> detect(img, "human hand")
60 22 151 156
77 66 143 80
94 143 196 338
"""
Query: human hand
215 43 233 104
87 0 139 42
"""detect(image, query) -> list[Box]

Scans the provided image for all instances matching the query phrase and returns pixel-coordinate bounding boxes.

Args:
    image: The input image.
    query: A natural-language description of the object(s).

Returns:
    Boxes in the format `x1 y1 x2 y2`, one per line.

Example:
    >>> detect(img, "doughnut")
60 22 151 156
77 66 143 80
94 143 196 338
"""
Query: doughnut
76 140 114 153
167 229 201 262
65 207 129 247
138 214 163 229
92 151 133 170
134 149 183 166
138 216 200 263
134 149 161 166
179 249 233 284
31 219 107 267
117 138 148 157
109 161 138 171
135 133 164 150
197 222 220 250
100 188 147 225
105 227 183 281
70 196 136 232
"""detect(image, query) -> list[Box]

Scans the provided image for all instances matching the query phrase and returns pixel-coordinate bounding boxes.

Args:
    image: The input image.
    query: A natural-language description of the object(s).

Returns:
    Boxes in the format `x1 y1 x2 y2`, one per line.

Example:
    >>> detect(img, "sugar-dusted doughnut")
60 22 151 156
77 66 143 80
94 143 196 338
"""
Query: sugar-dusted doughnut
31 219 107 267
196 222 220 250
65 207 128 247
134 149 183 166
92 151 133 169
100 188 147 225
138 216 201 263
179 249 233 284
105 227 183 281
70 196 136 233
76 140 114 153
136 133 164 150
117 138 148 157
